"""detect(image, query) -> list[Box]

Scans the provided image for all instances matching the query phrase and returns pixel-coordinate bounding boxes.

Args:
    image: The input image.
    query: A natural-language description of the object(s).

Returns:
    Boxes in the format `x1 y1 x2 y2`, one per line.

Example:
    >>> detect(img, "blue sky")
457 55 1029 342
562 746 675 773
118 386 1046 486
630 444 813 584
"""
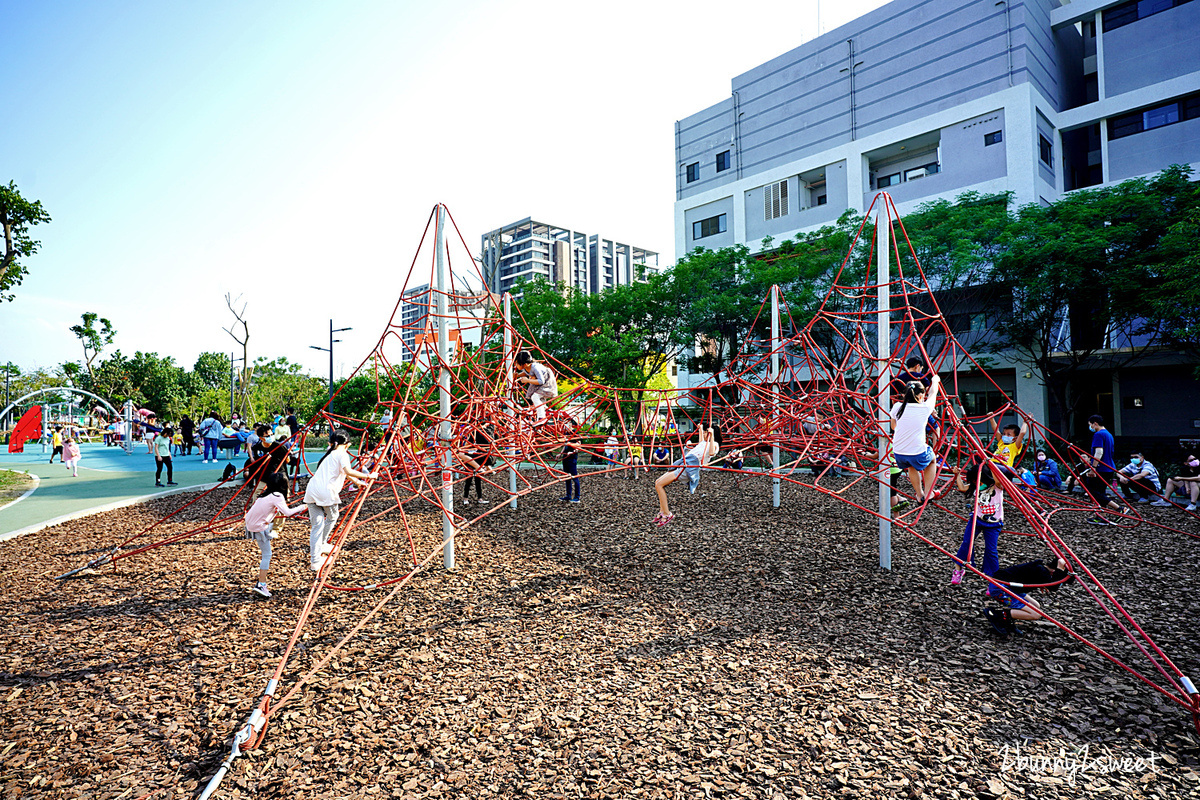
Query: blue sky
2 0 886 380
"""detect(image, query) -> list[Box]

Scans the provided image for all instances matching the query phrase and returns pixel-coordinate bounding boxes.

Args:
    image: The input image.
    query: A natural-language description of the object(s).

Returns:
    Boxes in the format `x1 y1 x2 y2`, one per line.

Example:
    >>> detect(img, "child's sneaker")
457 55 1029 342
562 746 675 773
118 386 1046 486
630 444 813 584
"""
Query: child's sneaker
1150 498 1172 507
252 582 271 598
950 568 965 585
1187 504 1198 512
982 607 1014 636
319 543 335 556
1087 516 1110 526
570 498 580 503
476 498 489 505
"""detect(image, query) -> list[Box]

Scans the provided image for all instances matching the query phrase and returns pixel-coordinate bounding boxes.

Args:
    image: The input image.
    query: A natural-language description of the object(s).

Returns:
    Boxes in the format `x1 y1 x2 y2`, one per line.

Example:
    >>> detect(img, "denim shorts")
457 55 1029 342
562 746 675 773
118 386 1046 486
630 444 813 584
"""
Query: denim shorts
894 446 934 471
988 588 1028 611
672 454 702 492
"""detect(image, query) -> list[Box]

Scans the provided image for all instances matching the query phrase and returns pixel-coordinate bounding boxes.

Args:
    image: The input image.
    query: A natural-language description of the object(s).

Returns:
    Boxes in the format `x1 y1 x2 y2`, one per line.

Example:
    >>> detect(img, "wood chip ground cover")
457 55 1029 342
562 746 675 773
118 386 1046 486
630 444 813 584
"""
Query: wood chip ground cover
1 473 1198 799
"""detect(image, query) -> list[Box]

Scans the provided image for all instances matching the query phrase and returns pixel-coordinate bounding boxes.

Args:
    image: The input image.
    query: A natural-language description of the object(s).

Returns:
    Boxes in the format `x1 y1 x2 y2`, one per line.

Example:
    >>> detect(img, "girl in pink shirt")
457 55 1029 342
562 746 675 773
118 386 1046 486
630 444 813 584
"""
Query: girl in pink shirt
63 437 82 477
243 472 306 598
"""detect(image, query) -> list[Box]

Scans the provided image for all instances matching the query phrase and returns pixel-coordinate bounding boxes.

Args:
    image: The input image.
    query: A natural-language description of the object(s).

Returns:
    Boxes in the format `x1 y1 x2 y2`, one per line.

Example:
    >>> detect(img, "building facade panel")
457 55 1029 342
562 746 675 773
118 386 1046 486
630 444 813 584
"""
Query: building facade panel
1104 2 1200 98
684 197 736 251
1108 115 1200 181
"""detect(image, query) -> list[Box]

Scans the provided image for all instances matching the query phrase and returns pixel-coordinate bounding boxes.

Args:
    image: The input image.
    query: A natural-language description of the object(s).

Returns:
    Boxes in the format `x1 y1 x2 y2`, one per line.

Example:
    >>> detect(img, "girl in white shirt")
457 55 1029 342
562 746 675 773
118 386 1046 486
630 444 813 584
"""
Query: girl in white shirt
302 431 378 572
889 374 941 503
653 422 721 526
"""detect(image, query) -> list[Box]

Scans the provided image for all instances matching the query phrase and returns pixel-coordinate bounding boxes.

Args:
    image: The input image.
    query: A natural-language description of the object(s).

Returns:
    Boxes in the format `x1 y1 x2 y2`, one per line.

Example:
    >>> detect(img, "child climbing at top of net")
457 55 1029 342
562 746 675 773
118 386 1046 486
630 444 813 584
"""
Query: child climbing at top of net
513 350 558 423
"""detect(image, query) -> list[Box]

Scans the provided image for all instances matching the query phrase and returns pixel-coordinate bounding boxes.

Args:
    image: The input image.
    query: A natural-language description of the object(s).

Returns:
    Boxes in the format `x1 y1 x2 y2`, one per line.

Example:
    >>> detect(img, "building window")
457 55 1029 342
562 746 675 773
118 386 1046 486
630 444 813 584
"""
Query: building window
876 172 902 188
671 364 679 376
904 162 940 181
984 130 1003 146
686 162 699 183
1109 93 1200 140
1038 134 1053 167
1103 0 1192 31
693 213 727 240
716 150 731 172
961 390 1007 417
763 180 788 220
815 194 827 206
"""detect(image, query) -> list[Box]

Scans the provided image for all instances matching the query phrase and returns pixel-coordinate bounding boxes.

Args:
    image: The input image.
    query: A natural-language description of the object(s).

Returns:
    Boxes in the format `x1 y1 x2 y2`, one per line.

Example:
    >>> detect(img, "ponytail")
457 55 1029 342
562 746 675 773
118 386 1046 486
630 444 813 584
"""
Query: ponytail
895 381 925 420
313 429 350 472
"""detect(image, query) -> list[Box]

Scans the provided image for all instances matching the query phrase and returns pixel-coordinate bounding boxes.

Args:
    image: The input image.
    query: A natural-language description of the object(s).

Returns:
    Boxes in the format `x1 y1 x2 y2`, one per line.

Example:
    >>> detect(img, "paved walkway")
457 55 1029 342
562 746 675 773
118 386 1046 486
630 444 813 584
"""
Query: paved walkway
0 443 241 540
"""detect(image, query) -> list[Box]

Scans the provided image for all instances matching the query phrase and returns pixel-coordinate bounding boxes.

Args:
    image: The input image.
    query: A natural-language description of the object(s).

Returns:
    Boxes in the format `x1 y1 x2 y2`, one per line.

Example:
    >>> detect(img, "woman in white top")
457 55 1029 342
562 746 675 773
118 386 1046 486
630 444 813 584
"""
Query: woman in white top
889 374 941 503
653 422 721 526
302 430 378 572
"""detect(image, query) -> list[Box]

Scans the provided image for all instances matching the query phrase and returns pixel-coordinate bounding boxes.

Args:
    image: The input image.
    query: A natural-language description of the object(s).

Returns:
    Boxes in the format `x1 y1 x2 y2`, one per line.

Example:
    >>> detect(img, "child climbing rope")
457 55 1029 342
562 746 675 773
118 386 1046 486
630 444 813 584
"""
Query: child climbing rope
653 421 721 526
303 430 378 572
888 373 941 503
981 556 1074 636
951 458 1009 585
513 350 558 422
243 472 307 598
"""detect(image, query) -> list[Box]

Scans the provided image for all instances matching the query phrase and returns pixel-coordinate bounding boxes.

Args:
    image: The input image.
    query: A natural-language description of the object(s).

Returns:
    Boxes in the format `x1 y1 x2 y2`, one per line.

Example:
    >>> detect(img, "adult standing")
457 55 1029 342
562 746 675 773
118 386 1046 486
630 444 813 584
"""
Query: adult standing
1083 414 1128 524
180 415 195 456
199 411 223 463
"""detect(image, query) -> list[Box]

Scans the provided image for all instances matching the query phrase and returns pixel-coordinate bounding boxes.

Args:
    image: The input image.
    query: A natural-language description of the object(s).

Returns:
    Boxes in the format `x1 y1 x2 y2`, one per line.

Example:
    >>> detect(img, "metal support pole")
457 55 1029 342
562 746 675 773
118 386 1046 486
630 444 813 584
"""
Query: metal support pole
328 319 335 411
504 293 518 509
435 205 455 570
771 285 781 508
876 202 893 571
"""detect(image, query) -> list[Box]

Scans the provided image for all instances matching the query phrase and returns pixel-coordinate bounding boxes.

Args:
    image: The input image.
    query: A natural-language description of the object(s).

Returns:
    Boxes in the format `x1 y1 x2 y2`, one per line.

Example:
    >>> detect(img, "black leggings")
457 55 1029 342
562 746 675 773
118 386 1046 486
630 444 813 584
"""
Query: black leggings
463 474 483 499
156 457 173 483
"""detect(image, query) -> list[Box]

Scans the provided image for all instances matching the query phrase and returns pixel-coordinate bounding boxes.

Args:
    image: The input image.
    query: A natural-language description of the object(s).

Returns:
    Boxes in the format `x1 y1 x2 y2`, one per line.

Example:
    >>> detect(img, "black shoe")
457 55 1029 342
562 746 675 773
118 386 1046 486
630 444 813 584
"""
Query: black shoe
167 481 178 485
156 482 164 487
982 608 1013 636
559 496 571 501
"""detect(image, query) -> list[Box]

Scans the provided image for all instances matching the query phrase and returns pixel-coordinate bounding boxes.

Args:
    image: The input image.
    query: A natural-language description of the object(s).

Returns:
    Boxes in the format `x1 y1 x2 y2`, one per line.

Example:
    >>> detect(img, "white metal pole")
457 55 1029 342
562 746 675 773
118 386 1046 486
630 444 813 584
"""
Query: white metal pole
504 292 517 509
435 205 454 570
771 285 781 508
876 202 892 571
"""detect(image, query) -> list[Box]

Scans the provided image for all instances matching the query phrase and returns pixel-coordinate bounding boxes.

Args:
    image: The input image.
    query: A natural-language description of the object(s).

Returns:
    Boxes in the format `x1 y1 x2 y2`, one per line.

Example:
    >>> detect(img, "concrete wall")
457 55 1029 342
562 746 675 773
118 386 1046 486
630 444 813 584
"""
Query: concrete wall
1108 116 1200 181
1113 365 1200 438
1104 2 1200 97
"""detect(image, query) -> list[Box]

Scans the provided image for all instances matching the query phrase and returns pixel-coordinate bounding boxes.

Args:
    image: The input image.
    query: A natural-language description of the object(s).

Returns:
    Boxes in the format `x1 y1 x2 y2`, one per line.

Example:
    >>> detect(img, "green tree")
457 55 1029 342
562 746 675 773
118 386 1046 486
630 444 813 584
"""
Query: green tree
248 357 327 422
0 182 51 302
989 165 1200 435
1150 205 1200 366
69 313 117 386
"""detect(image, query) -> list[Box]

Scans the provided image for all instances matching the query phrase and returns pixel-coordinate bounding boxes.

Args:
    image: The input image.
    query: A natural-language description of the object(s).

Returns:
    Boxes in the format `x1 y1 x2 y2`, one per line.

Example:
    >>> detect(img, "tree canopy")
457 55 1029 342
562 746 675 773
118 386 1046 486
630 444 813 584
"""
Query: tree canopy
0 181 51 303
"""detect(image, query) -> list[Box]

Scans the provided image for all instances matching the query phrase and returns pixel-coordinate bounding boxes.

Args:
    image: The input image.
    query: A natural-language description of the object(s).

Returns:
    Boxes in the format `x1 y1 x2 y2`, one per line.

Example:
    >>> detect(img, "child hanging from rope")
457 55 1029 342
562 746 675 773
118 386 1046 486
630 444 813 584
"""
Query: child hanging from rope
653 421 721 526
243 472 307 598
981 556 1074 636
951 458 1011 585
888 374 941 503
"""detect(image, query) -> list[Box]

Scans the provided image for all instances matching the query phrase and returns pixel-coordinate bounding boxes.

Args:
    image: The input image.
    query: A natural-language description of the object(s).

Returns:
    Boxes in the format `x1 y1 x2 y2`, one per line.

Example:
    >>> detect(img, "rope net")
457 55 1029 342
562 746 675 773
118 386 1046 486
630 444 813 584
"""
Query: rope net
56 200 1199 790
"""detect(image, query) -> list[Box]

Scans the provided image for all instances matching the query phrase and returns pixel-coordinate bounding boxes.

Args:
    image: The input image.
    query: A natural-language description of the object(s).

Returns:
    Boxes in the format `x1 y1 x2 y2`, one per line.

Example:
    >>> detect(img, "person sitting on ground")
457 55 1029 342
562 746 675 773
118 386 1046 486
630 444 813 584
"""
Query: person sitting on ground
989 417 1028 469
652 422 721 526
1152 454 1200 511
1031 447 1062 491
888 374 942 503
650 444 671 466
513 350 558 423
1116 451 1161 504
982 556 1074 636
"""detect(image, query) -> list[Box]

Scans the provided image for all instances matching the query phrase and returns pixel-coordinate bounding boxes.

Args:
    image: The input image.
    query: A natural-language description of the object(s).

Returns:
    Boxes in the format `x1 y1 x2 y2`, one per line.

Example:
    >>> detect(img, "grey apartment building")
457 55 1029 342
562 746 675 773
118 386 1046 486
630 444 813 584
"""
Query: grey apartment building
398 283 430 363
480 218 660 298
673 0 1200 440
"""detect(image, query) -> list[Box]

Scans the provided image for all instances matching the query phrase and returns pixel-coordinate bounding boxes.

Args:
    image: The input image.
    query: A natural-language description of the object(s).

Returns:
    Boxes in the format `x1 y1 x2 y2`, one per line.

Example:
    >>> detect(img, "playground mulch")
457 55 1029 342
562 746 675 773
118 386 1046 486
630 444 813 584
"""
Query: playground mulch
1 473 1198 799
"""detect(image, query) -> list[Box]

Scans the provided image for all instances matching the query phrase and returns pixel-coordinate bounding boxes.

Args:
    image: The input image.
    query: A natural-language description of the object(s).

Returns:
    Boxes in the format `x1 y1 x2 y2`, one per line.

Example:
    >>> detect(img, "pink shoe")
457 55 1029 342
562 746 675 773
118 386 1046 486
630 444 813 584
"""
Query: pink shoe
655 513 675 527
950 568 965 585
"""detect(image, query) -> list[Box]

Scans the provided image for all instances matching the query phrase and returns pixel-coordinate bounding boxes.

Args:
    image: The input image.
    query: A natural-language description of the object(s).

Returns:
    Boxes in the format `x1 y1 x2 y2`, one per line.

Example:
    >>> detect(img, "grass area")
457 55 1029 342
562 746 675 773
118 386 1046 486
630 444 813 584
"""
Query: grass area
0 470 35 505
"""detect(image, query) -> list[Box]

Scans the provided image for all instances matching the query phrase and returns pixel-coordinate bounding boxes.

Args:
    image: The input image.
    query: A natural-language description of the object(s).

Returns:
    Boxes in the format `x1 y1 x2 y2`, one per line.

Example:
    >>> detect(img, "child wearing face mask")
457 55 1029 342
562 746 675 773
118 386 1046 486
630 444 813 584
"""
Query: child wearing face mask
1116 451 1161 504
1152 455 1200 511
989 417 1028 469
1031 447 1062 490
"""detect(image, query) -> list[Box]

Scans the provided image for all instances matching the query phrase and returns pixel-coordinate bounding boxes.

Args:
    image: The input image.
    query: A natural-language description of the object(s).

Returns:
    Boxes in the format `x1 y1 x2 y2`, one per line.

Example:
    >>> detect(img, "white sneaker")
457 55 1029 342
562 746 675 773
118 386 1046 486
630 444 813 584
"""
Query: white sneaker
475 498 489 505
319 543 335 556
1187 504 1197 512
1150 499 1172 507
252 582 271 598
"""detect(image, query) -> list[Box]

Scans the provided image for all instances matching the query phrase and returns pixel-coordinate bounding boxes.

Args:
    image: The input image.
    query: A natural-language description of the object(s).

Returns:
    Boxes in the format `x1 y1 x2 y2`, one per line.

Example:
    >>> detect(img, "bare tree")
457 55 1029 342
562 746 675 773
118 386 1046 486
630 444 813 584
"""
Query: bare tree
223 294 253 418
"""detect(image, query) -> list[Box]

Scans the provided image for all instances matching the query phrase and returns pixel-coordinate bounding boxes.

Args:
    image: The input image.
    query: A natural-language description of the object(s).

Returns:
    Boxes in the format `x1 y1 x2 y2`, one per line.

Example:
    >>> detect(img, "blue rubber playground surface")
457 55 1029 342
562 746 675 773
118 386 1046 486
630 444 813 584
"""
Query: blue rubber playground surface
0 442 241 540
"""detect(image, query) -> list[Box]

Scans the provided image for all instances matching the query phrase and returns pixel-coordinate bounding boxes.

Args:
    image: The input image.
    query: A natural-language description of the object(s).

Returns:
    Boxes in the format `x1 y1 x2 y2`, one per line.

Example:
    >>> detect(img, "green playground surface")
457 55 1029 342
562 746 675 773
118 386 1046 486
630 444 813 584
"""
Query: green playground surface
0 442 243 540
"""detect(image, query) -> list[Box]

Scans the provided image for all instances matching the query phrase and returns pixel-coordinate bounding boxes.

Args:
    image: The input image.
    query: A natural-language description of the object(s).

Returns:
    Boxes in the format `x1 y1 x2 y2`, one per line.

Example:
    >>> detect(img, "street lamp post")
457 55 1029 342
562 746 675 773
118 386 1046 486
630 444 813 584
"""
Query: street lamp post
310 319 352 415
